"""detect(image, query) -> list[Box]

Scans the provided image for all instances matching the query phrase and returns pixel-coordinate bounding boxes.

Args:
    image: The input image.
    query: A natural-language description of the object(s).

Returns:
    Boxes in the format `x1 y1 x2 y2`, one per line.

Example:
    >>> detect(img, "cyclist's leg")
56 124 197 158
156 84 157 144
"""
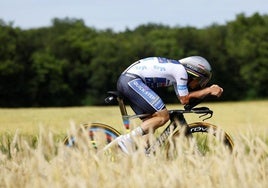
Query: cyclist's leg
140 109 169 133
117 74 169 132
116 75 169 153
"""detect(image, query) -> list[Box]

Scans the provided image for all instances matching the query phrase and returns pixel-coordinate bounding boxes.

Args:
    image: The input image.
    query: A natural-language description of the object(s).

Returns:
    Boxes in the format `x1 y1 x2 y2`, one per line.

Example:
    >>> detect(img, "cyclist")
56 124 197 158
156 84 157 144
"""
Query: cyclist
115 56 223 154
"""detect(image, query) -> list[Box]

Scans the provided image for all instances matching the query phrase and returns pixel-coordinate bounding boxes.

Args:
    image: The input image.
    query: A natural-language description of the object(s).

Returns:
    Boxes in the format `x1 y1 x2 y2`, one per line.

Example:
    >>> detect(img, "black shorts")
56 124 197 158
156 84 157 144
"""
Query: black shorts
117 73 166 115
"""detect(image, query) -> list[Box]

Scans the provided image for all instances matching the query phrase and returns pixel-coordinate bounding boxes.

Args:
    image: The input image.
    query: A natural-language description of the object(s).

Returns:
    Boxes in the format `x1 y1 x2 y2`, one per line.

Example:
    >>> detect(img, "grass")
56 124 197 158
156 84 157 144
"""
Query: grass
0 101 267 187
1 100 267 135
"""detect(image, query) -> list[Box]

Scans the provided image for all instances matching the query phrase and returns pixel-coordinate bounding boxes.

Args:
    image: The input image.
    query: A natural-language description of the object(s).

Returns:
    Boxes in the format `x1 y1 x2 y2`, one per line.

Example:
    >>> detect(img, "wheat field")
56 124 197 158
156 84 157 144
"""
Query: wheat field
0 101 267 188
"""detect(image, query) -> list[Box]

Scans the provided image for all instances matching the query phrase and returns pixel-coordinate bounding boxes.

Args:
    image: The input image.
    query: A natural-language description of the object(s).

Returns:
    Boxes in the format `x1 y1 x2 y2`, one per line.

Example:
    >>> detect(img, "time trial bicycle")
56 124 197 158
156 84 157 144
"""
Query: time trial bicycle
63 91 234 157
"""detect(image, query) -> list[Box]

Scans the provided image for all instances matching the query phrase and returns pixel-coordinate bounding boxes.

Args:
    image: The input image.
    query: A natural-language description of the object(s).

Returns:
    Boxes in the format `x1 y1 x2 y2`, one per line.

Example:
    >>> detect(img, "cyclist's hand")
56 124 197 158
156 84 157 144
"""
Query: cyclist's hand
209 85 223 97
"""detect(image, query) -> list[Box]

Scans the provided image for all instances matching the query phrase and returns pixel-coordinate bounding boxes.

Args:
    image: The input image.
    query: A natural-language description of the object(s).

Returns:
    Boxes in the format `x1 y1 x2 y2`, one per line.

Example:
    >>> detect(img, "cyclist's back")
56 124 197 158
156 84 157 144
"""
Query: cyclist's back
123 57 188 91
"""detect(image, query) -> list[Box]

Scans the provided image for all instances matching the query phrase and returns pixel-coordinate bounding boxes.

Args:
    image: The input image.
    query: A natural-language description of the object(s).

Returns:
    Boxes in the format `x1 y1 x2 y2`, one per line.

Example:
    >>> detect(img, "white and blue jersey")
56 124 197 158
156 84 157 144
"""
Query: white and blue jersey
117 57 189 115
123 57 189 97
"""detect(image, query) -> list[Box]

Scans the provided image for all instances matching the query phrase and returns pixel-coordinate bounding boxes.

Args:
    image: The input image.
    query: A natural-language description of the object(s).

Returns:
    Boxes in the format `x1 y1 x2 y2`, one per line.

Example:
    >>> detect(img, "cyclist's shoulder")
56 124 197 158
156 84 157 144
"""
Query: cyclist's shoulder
139 57 158 62
140 57 180 64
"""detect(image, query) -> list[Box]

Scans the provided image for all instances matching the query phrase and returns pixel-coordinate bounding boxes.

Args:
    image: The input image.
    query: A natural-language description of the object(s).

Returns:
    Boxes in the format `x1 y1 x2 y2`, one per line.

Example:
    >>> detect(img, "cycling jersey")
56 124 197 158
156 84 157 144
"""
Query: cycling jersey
117 57 189 115
123 57 189 97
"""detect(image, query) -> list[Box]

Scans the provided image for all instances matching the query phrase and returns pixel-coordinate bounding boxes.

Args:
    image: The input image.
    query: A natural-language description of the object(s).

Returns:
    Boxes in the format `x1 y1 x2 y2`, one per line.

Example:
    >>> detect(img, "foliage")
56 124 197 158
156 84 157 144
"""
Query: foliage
0 13 267 106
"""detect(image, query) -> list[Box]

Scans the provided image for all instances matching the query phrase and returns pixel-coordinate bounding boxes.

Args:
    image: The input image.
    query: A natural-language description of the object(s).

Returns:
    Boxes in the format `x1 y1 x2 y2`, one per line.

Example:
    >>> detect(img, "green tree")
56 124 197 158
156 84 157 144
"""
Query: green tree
225 13 268 99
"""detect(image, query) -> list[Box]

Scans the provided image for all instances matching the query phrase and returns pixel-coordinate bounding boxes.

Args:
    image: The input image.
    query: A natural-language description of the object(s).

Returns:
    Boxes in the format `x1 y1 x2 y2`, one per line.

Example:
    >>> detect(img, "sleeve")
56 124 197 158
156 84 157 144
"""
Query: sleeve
171 64 189 97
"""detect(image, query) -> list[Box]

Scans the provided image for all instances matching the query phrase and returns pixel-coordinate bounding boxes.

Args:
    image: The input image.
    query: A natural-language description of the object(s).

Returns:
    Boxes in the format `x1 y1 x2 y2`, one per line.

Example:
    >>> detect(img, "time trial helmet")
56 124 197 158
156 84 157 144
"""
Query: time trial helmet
179 56 212 88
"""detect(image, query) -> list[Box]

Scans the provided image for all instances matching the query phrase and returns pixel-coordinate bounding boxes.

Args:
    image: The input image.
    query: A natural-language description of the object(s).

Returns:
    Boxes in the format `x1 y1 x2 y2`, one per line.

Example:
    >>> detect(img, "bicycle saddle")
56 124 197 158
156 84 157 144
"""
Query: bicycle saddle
105 91 123 104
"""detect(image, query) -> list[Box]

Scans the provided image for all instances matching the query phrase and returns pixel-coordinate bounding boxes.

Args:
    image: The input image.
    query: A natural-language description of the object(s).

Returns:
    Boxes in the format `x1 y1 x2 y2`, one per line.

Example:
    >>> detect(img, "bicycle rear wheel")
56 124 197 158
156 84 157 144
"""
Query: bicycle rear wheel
63 123 121 151
166 122 234 158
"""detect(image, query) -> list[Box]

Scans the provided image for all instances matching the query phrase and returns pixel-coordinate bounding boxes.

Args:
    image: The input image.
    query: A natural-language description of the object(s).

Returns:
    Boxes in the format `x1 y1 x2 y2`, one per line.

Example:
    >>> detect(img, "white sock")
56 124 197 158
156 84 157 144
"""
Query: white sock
131 126 144 137
121 127 144 143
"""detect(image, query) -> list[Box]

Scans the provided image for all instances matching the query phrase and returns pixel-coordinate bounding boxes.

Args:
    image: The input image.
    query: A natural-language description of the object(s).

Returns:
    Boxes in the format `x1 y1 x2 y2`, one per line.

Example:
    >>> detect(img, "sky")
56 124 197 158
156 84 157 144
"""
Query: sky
0 0 267 32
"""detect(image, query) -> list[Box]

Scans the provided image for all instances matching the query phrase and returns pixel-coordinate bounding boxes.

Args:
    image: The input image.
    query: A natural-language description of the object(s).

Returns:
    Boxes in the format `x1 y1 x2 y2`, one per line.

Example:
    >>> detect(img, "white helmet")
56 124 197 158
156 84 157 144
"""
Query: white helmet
179 56 212 88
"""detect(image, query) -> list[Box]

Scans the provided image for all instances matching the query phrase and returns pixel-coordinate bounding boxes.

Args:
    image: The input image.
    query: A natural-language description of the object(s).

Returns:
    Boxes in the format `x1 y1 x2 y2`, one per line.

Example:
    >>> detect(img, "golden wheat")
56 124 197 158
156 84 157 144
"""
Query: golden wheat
0 101 267 187
0 126 267 188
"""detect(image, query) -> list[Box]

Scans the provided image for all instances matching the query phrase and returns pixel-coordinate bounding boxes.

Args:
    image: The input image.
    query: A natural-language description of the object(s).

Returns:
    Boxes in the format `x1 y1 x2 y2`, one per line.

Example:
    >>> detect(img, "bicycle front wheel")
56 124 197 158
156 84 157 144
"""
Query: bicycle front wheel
64 123 121 151
166 122 234 157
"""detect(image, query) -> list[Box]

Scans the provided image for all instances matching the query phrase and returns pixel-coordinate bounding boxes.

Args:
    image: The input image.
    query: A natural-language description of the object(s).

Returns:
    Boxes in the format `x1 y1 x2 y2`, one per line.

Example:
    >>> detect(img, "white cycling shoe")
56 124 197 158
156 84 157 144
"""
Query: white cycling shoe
116 135 135 155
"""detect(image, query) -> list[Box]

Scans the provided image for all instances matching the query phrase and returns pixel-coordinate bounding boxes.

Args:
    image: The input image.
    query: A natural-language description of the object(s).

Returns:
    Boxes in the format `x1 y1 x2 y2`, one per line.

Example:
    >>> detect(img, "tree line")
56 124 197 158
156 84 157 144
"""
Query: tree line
0 13 267 107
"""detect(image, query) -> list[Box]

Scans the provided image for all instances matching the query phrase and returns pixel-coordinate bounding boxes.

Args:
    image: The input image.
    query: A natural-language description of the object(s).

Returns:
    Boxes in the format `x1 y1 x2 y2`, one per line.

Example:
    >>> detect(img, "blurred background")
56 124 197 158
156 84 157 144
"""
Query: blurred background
0 0 267 107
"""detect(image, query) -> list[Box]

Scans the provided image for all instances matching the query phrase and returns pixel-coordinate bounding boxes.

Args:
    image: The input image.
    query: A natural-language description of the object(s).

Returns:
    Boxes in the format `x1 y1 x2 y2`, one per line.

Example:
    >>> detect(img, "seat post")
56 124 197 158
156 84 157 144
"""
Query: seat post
117 97 128 116
117 97 131 131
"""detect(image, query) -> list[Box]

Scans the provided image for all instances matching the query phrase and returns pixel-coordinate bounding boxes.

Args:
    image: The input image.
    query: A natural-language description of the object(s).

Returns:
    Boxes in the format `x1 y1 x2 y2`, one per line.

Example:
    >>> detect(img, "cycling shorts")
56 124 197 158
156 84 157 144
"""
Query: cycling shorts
117 73 166 115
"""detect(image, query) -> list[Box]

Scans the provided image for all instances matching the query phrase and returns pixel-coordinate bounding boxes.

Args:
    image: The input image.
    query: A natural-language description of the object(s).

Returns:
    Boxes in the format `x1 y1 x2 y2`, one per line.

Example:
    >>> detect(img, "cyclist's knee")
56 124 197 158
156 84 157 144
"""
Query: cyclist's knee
153 109 169 125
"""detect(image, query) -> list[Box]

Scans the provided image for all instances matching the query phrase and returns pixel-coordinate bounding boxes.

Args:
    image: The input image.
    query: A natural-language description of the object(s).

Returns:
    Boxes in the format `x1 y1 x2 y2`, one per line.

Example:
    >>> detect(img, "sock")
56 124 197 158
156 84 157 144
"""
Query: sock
130 126 144 137
121 127 144 143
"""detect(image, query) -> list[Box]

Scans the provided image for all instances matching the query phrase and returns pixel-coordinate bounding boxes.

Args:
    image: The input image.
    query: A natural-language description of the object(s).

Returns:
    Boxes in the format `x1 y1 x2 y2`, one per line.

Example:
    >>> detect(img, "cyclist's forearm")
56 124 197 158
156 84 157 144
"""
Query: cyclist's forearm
189 87 211 100
179 85 223 105
179 88 208 105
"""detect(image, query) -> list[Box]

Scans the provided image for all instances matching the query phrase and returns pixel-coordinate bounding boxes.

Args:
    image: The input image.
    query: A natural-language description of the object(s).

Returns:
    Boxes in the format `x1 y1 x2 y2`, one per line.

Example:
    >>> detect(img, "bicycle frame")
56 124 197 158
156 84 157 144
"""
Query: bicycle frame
105 91 215 154
63 91 233 155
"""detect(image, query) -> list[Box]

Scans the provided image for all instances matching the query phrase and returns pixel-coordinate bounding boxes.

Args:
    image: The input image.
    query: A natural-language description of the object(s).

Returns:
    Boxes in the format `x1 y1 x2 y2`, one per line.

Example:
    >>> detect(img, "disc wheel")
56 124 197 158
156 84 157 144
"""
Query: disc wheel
166 122 234 158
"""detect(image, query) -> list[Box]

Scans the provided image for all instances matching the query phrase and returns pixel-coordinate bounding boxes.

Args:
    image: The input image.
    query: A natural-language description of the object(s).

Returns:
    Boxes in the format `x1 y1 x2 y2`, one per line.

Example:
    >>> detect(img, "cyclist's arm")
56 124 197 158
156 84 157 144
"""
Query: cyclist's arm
179 84 223 105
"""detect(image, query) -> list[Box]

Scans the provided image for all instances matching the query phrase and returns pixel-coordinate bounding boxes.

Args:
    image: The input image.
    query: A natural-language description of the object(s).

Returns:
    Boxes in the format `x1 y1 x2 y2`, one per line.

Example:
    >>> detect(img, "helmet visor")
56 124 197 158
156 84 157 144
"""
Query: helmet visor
188 72 210 88
199 76 210 88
